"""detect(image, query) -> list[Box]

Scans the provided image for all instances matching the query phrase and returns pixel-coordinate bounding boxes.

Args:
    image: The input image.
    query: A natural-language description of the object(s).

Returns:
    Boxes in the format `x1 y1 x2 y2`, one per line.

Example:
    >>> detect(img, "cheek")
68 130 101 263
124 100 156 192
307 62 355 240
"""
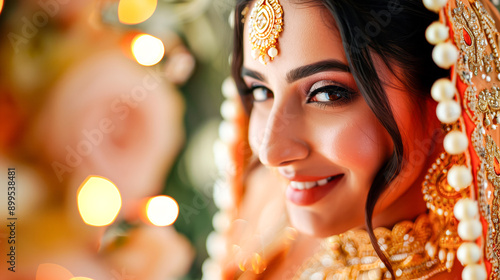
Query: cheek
311 109 393 183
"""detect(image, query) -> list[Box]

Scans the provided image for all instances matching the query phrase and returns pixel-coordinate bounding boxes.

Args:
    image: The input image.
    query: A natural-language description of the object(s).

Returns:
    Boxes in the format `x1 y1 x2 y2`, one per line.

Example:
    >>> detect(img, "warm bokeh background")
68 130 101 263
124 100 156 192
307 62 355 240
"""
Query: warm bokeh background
0 0 233 279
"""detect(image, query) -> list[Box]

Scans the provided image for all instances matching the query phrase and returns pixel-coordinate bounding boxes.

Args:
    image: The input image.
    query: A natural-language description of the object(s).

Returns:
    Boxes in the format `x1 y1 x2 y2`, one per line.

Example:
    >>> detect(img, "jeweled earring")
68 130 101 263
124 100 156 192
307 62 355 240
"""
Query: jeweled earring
248 0 284 65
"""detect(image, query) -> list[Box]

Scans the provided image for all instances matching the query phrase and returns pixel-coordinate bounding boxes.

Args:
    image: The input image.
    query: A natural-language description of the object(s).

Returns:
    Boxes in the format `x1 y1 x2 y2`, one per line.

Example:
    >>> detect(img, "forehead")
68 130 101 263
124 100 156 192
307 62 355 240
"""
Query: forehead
242 1 346 75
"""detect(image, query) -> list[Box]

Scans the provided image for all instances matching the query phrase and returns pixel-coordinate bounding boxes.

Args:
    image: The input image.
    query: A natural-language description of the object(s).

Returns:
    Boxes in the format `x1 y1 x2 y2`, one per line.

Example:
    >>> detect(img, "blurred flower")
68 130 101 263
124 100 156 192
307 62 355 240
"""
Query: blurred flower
32 51 185 207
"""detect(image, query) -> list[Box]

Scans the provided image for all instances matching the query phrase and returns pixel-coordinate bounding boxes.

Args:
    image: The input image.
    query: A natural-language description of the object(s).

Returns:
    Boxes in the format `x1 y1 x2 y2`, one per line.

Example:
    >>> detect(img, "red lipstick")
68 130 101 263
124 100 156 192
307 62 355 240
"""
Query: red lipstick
285 174 344 206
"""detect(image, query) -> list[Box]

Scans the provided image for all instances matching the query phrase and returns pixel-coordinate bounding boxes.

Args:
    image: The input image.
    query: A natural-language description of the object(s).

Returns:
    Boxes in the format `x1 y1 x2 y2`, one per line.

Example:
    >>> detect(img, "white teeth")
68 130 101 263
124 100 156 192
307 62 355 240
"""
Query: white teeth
290 181 304 190
304 182 316 189
290 176 335 190
317 179 328 186
296 182 306 190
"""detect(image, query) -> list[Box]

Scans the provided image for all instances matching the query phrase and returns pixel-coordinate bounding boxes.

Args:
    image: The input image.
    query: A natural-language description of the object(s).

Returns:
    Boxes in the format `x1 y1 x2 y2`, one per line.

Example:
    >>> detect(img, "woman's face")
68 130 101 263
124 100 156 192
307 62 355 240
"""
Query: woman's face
241 1 434 237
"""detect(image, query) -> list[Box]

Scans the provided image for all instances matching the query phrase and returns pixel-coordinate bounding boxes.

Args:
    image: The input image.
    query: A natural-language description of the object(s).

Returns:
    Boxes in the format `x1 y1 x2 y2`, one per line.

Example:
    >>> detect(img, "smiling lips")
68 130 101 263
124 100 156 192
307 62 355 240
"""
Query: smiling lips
285 174 344 206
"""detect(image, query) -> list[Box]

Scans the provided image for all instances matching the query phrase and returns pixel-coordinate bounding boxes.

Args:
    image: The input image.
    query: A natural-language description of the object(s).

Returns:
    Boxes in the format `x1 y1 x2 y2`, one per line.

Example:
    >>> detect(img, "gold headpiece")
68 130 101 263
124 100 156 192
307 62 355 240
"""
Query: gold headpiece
248 0 284 65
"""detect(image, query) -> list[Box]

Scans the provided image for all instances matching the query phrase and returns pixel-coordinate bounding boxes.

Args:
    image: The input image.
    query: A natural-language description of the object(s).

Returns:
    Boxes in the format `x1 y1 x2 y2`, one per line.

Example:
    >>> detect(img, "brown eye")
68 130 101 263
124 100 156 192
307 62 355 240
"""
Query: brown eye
306 83 356 109
252 87 273 102
310 91 342 102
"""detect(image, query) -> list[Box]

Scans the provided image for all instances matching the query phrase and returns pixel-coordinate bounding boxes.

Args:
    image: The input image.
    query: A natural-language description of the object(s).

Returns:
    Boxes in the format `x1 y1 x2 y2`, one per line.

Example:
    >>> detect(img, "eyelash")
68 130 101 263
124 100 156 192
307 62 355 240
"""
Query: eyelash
306 85 356 109
245 83 356 109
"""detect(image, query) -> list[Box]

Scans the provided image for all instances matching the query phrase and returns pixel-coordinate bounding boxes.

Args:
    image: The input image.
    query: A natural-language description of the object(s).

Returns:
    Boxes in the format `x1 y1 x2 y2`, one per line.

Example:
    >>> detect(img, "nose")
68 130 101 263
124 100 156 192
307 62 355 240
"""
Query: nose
257 105 310 167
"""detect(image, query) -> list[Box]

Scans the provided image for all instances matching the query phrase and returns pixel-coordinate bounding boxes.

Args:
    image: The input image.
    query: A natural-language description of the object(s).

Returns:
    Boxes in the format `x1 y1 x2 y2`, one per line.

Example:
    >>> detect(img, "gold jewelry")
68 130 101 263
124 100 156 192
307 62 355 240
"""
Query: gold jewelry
248 0 284 65
422 151 468 269
425 0 500 279
293 213 450 280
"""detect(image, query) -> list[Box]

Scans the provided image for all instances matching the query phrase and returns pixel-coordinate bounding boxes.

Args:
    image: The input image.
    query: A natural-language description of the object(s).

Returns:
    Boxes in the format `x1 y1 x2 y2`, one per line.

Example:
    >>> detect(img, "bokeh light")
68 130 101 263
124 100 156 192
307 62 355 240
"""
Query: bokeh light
131 34 165 66
77 176 122 227
146 195 179 226
118 0 157 25
0 0 4 15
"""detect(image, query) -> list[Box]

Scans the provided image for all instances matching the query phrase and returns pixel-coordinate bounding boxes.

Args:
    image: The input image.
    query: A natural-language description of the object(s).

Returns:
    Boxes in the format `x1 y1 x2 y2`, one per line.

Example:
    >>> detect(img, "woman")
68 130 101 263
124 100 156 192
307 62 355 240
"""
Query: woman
222 0 500 279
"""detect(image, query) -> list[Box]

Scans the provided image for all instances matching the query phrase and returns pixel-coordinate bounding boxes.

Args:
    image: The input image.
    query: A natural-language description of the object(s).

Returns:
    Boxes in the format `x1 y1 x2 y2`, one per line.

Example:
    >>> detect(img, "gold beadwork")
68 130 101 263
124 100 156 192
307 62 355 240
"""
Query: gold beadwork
248 0 283 65
422 152 467 270
450 0 500 278
422 152 470 219
452 0 500 83
477 87 500 129
293 213 449 280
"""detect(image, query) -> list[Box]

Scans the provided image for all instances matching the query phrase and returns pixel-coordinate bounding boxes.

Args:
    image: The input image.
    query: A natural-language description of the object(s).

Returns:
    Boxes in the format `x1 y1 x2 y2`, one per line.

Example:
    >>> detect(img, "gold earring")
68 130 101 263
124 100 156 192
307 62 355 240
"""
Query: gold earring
248 0 284 65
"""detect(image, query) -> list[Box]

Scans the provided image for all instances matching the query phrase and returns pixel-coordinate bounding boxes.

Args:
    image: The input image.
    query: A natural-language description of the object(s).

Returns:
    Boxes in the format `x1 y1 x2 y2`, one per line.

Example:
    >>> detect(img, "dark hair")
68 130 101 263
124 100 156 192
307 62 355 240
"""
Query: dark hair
231 0 447 278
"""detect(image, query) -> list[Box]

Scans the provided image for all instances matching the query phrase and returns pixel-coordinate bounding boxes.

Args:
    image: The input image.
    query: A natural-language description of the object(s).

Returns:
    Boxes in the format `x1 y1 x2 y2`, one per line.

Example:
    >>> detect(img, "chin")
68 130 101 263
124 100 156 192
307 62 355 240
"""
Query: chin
287 208 342 238
287 202 365 238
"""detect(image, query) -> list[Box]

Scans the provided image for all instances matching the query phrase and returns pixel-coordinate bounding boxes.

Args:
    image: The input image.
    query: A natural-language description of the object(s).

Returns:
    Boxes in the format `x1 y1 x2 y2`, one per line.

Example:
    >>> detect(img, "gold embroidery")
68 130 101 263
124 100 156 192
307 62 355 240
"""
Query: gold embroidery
293 214 449 280
485 134 500 276
450 0 500 278
477 87 500 127
422 152 467 252
422 152 469 217
452 0 500 83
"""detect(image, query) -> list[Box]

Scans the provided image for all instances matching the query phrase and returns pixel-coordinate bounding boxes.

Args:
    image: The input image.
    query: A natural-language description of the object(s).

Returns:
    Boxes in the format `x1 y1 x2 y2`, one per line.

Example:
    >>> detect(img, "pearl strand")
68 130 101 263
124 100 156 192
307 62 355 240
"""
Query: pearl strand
424 0 487 279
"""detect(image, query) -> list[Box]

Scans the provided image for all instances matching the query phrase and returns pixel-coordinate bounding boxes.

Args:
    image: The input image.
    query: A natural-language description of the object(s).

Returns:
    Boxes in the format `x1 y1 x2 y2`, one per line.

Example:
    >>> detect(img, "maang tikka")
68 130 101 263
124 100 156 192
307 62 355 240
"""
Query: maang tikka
248 0 284 65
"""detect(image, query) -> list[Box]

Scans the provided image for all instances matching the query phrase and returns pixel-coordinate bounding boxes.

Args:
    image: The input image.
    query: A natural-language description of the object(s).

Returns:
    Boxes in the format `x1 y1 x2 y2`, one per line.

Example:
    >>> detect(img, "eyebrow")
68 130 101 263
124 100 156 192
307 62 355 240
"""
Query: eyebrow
241 59 350 84
241 67 266 82
286 59 350 83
